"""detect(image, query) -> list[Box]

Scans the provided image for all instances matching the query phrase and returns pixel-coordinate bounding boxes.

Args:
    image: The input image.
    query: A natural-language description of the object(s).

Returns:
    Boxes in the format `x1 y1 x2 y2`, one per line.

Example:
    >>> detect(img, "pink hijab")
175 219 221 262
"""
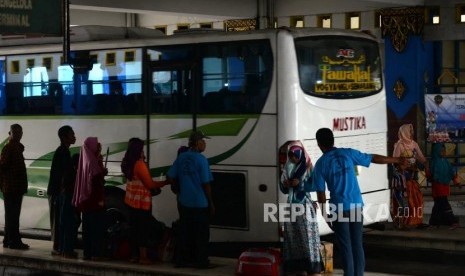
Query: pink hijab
72 137 104 208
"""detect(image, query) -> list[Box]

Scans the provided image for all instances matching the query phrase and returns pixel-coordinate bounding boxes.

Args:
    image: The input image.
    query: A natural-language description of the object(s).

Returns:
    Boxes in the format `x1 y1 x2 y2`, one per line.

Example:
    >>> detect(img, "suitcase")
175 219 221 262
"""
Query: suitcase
235 248 281 276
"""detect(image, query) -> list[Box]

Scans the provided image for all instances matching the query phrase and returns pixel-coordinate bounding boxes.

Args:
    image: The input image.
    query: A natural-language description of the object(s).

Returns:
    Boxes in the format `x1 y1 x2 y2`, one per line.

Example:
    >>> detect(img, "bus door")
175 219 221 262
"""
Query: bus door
148 60 195 116
146 60 197 225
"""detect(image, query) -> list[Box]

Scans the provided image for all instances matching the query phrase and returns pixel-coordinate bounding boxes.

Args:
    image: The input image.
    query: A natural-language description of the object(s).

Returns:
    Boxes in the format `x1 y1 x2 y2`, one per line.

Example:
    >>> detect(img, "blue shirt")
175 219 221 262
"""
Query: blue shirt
167 151 213 208
313 147 372 211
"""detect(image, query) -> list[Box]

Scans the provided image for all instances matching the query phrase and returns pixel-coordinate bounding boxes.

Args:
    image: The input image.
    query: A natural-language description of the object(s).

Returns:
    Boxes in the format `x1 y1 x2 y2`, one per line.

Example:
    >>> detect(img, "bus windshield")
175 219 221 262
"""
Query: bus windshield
295 36 382 98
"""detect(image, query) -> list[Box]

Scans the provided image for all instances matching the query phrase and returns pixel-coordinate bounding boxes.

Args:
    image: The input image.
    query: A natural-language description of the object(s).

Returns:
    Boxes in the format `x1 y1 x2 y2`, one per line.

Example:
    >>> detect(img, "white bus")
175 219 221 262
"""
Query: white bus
0 26 388 245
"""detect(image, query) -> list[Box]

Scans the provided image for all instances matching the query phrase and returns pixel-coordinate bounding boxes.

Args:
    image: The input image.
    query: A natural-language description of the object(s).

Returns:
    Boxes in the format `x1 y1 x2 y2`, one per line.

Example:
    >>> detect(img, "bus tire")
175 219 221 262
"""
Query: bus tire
104 186 129 223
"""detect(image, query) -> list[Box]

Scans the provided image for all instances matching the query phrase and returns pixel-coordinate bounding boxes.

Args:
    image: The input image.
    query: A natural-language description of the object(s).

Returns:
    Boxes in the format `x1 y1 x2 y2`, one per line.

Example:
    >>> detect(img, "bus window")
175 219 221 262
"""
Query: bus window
148 46 194 114
4 49 143 115
151 70 180 113
296 36 382 98
199 40 273 114
148 41 272 114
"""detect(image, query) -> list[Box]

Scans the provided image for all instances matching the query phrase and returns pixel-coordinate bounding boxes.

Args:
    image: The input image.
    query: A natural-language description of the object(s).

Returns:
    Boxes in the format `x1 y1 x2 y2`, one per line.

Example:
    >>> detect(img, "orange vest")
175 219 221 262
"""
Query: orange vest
124 179 151 210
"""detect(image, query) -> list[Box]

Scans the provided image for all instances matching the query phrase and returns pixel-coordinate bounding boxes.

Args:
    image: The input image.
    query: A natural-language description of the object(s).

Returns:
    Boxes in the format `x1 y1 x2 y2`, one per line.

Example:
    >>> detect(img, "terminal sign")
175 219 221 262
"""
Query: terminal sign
0 0 62 35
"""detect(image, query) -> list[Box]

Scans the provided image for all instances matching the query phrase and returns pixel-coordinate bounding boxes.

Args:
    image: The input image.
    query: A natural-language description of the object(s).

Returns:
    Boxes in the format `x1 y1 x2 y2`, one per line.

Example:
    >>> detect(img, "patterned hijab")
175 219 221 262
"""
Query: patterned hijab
72 137 104 208
429 143 454 184
281 145 312 203
288 145 310 180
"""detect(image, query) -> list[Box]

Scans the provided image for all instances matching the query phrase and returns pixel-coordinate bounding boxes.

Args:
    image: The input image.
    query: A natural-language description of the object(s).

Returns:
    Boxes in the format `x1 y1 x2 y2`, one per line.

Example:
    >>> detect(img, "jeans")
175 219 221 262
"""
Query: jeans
333 208 365 276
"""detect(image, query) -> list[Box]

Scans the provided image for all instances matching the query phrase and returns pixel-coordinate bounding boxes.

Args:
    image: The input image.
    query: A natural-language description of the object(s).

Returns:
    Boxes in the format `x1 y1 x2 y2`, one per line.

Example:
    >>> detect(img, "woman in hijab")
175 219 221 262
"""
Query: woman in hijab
279 144 322 276
72 137 107 260
122 138 167 265
427 143 459 229
393 124 427 228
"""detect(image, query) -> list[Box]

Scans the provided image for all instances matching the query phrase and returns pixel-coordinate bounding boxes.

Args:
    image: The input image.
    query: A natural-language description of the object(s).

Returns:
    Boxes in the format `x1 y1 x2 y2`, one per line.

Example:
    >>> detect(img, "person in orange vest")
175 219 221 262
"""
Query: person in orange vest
122 137 167 264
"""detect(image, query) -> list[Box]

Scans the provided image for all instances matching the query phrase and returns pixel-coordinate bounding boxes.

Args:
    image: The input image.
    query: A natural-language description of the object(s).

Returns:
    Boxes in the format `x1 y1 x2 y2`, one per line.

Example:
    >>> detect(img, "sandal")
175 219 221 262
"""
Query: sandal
139 258 153 265
449 223 459 230
129 257 139 263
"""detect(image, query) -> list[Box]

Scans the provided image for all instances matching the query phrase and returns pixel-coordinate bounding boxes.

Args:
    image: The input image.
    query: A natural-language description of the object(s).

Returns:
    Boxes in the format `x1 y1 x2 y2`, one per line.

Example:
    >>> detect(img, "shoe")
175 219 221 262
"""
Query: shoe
416 223 429 229
63 251 78 259
51 250 61 256
174 262 193 268
195 262 216 269
8 243 29 250
129 257 139 263
91 256 110 262
449 223 460 230
139 258 153 265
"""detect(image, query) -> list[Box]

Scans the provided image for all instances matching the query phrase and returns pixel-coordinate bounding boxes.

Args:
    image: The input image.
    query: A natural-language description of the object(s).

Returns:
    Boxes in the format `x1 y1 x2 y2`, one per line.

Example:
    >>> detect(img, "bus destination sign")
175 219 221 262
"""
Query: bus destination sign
315 53 377 93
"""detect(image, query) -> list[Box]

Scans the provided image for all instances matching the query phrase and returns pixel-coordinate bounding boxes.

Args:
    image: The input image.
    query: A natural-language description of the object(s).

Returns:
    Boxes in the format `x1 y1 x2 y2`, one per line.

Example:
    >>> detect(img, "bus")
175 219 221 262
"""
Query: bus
0 25 388 245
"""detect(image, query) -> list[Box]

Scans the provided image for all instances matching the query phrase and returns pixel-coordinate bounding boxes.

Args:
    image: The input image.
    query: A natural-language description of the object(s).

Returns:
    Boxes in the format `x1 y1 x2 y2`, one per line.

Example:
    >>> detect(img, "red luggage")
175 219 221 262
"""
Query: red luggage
235 248 281 276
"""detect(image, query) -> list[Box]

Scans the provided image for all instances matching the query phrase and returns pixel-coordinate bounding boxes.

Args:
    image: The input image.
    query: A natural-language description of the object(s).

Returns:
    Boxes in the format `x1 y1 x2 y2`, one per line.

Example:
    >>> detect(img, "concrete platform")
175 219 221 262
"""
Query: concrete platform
364 223 465 252
0 236 406 276
3 189 464 276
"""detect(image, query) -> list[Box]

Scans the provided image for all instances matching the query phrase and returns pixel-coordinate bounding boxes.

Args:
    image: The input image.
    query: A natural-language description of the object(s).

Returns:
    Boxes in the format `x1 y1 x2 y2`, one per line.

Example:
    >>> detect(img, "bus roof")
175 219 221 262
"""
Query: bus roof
0 25 376 55
0 25 164 47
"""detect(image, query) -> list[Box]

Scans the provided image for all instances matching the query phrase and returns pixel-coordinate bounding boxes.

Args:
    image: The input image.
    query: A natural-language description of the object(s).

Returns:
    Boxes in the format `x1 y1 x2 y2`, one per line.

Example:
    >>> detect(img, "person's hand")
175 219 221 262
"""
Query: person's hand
283 179 290 188
158 180 167 187
171 184 179 194
291 178 299 187
398 157 409 169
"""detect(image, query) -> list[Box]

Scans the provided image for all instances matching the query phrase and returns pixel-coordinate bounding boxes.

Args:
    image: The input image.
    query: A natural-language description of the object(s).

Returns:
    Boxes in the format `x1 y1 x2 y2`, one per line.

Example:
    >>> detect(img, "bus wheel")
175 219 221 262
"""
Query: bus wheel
104 186 129 223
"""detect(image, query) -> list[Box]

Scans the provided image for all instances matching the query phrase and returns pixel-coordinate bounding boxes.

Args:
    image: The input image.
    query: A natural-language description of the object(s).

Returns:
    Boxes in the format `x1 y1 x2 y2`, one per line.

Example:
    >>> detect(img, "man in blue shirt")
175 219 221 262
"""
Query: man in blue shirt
312 128 406 276
167 130 215 269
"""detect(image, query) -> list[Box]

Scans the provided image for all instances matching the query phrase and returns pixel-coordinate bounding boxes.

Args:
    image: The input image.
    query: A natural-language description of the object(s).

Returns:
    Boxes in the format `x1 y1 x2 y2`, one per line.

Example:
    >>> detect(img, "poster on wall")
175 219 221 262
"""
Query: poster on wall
425 94 465 142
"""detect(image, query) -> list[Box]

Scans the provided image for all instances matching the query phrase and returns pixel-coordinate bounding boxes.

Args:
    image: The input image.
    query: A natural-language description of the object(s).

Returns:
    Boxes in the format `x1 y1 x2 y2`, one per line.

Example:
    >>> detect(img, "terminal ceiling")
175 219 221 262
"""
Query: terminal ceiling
70 0 425 18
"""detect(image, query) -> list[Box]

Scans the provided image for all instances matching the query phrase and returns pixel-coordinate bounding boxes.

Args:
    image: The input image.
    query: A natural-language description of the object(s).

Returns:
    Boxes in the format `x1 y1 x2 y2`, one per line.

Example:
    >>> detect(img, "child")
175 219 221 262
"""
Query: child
427 143 460 229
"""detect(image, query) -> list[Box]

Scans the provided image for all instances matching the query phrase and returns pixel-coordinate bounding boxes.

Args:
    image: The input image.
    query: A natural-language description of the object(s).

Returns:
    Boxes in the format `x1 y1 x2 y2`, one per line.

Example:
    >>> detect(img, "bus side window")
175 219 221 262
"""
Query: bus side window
203 91 224 113
124 93 143 114
5 83 24 114
24 96 54 114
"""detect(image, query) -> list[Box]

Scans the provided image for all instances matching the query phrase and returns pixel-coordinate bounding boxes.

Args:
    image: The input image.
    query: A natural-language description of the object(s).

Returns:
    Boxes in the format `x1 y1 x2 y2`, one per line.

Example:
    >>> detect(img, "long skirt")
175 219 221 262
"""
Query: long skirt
429 196 459 226
405 179 424 226
391 190 408 229
282 198 323 274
